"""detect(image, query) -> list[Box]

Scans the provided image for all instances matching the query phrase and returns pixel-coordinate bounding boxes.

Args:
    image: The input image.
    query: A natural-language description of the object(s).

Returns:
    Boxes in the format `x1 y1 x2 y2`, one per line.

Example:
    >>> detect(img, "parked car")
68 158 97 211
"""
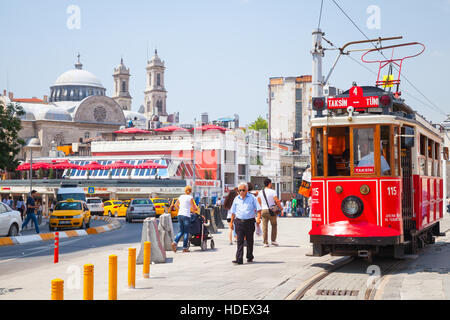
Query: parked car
49 199 91 231
86 197 104 216
151 198 170 216
125 198 156 223
0 203 22 237
168 198 178 219
111 200 130 217
103 200 123 217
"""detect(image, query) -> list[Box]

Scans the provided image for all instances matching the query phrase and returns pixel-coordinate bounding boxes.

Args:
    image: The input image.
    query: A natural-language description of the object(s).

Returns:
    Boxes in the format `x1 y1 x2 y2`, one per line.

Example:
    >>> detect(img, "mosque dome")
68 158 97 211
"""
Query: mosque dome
49 54 106 102
54 69 104 88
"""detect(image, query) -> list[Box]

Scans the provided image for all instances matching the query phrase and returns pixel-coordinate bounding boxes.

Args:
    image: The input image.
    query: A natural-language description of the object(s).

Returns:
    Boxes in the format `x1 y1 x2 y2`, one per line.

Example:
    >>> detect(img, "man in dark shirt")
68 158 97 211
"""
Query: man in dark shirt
21 190 40 234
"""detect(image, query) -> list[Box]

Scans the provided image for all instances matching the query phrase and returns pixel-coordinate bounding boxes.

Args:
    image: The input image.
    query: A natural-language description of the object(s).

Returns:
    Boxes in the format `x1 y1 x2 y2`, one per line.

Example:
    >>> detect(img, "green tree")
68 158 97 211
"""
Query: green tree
248 116 268 131
37 168 44 179
0 103 25 174
49 168 55 179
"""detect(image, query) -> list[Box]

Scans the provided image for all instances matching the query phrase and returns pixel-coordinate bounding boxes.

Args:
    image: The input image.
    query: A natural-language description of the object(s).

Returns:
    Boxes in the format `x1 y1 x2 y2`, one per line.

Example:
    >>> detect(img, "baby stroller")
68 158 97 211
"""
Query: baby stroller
189 213 215 251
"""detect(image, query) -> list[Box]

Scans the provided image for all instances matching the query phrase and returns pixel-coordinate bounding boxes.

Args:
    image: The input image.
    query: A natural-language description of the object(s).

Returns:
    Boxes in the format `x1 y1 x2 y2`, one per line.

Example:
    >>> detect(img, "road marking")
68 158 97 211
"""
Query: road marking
0 238 84 264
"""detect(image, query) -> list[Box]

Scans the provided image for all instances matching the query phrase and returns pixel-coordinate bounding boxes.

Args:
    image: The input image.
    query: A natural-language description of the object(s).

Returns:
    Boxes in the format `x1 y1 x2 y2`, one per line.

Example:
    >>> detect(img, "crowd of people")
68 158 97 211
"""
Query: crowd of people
169 178 310 266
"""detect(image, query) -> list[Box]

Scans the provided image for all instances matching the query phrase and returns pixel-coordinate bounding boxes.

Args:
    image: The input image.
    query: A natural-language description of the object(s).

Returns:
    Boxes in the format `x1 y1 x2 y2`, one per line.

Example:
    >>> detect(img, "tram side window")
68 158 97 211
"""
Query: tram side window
393 126 399 176
327 127 350 176
380 126 392 176
353 127 377 174
313 128 324 177
419 134 427 176
435 142 440 176
428 139 434 176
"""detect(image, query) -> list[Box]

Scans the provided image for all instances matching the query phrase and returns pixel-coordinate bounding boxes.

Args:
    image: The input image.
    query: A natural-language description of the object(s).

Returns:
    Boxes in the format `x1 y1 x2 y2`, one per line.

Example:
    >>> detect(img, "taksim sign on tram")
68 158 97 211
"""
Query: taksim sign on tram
327 86 380 110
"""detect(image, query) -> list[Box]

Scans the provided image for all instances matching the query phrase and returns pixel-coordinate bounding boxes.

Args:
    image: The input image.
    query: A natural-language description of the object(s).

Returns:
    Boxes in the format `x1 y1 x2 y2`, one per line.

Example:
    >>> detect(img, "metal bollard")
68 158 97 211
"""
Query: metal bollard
128 248 136 289
54 232 59 263
51 279 64 300
143 241 151 279
83 264 94 300
108 255 117 300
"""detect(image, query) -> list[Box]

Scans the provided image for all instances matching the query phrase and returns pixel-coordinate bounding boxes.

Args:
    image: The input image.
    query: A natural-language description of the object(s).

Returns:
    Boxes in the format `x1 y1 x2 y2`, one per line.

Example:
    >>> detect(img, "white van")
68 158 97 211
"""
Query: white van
56 184 86 202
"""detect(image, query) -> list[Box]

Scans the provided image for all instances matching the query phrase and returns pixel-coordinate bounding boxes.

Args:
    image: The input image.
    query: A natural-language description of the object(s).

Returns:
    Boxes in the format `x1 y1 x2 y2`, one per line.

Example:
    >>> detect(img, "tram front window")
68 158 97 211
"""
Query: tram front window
327 127 350 176
353 127 375 174
353 127 390 175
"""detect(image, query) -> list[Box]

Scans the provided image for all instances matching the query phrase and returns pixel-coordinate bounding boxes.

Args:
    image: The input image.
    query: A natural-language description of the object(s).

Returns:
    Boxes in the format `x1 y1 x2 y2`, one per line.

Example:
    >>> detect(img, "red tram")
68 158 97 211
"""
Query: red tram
309 43 445 260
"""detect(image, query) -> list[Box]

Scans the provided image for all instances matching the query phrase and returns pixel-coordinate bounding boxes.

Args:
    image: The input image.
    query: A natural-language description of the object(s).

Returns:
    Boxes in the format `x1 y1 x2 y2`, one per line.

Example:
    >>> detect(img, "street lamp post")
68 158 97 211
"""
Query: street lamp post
24 138 41 194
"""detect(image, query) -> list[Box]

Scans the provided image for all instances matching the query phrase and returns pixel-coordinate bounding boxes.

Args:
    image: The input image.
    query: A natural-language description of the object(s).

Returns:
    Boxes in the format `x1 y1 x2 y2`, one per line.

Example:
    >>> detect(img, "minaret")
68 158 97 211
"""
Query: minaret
112 57 132 111
144 49 167 119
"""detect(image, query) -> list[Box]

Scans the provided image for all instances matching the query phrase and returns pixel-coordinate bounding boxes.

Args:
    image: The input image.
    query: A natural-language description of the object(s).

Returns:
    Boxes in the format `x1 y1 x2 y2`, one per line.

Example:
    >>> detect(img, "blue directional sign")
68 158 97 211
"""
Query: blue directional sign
88 187 95 194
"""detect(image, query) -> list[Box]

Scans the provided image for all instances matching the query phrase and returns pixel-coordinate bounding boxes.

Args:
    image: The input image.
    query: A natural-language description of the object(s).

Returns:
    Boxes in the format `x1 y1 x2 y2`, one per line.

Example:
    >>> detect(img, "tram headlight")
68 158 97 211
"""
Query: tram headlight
341 196 364 219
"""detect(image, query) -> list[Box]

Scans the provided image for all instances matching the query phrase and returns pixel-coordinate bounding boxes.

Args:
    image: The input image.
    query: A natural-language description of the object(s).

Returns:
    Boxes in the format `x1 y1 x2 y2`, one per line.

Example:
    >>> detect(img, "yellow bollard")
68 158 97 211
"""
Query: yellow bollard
128 248 136 289
51 279 64 300
109 255 117 300
143 241 151 279
83 264 94 300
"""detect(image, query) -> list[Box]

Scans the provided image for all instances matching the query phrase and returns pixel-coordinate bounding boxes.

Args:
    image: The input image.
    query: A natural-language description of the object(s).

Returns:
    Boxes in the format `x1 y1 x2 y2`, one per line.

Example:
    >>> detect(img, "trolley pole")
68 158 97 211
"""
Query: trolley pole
312 28 325 100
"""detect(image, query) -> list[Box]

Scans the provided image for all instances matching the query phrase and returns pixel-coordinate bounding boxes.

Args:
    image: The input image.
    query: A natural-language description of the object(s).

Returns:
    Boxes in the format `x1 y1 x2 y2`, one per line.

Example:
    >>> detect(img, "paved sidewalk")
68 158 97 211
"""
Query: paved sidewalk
0 217 346 300
376 214 450 300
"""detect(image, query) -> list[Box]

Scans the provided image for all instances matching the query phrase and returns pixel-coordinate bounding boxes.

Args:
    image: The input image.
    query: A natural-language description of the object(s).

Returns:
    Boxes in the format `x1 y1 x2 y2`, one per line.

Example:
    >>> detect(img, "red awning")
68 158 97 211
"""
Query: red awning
154 126 189 132
193 124 228 132
134 160 167 169
16 162 51 171
114 127 151 134
50 161 80 170
103 160 136 169
78 161 106 171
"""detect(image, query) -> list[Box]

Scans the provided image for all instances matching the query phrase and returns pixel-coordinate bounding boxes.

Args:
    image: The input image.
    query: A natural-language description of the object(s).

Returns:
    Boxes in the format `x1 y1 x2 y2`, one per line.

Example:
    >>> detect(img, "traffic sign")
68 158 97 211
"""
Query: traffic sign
88 187 95 194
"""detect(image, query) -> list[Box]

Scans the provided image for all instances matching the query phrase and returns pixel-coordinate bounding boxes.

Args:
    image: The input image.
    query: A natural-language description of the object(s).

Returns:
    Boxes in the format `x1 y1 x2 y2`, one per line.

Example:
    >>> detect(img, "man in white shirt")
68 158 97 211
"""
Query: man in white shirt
257 178 283 247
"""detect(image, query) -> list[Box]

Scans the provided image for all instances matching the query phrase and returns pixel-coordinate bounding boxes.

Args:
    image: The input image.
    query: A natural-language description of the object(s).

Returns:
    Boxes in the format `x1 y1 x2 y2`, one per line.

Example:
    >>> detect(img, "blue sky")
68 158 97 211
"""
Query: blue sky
1 0 449 126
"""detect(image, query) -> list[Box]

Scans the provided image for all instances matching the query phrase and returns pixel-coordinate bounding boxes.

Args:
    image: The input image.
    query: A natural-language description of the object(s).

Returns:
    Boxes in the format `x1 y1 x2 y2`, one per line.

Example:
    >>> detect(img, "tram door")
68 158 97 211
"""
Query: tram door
401 126 415 240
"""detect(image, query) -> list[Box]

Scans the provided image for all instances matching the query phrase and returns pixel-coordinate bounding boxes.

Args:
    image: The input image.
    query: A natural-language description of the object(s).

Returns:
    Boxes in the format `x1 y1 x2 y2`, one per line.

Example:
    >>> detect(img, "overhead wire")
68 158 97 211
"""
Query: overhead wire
330 0 447 118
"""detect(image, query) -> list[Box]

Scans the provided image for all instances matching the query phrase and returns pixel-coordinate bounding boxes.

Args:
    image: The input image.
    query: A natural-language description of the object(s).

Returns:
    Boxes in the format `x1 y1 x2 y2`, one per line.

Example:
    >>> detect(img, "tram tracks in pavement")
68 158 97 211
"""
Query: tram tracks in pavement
286 256 408 300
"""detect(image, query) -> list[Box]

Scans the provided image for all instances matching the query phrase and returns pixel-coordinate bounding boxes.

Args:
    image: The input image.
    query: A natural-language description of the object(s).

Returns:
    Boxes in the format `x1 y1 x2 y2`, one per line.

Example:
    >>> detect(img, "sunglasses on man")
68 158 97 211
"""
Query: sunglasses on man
238 189 246 192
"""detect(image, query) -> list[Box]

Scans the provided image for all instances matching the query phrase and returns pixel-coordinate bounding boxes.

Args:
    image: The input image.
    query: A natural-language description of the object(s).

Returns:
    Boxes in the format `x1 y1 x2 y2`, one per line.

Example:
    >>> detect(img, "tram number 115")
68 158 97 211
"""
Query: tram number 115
387 186 397 196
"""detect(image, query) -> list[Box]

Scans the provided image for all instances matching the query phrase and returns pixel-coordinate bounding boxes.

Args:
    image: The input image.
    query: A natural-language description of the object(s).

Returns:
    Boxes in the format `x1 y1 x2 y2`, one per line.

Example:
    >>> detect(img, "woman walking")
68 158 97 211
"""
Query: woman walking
223 188 238 245
171 186 198 253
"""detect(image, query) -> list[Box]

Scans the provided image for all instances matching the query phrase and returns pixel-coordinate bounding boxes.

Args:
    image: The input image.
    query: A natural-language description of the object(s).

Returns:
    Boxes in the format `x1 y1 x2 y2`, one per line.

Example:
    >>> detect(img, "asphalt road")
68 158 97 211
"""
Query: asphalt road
0 218 180 278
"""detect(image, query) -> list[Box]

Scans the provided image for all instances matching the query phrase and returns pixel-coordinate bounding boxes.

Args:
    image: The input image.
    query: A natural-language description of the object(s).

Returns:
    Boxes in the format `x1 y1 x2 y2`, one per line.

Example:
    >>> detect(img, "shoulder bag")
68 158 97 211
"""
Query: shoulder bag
262 189 280 217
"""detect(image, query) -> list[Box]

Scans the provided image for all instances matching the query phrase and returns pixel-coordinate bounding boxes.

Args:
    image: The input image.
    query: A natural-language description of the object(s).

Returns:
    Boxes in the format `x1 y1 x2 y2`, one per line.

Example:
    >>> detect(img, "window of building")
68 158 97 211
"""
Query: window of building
84 132 90 139
122 81 126 92
157 73 161 87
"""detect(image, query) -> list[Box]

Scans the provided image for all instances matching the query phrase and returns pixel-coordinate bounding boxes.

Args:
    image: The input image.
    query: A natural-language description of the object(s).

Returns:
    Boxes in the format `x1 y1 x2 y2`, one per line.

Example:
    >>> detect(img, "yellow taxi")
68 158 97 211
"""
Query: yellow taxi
103 200 124 217
151 198 170 216
168 198 178 219
113 200 130 217
49 199 91 231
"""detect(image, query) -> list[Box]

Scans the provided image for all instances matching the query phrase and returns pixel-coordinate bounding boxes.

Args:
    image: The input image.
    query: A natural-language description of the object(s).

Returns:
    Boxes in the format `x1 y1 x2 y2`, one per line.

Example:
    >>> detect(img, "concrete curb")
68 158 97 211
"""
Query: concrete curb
0 216 121 247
